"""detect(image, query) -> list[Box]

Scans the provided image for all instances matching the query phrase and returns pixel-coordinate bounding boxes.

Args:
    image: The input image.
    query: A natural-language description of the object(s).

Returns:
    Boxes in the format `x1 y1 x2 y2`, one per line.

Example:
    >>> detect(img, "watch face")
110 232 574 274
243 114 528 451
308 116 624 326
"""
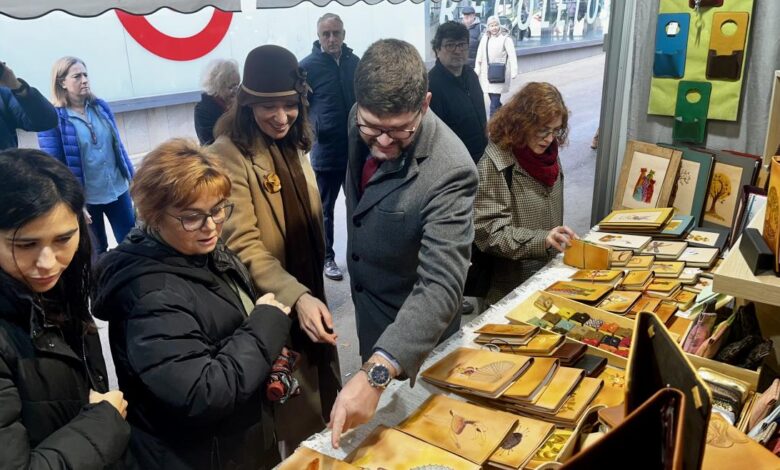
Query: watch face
370 364 391 385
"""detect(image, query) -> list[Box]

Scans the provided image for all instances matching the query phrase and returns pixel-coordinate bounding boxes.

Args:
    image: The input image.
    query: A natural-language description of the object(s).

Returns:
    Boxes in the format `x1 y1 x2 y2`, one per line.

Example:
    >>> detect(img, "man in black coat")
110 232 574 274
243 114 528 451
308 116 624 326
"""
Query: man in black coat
429 21 488 165
300 13 360 281
429 21 487 316
461 6 485 69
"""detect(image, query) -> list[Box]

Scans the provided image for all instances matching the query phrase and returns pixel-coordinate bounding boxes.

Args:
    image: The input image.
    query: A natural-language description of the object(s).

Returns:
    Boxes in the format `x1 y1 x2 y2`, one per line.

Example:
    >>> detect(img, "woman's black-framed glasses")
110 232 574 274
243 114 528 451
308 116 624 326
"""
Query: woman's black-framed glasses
356 110 422 140
168 202 235 232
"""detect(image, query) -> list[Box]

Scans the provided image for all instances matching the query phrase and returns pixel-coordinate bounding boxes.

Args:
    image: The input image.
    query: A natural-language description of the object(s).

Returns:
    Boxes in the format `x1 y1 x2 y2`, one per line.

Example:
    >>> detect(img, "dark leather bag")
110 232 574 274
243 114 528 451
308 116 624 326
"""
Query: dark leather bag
485 36 507 84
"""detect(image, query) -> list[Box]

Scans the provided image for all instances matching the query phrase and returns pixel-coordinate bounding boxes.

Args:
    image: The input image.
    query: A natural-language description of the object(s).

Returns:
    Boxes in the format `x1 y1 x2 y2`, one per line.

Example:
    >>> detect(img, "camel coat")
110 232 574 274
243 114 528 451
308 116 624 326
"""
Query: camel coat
209 135 340 448
474 33 519 95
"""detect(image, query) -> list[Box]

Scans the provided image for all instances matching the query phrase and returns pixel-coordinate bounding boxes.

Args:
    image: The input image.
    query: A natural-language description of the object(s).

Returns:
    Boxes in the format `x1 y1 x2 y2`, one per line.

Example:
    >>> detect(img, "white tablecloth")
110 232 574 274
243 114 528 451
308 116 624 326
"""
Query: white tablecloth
301 255 576 460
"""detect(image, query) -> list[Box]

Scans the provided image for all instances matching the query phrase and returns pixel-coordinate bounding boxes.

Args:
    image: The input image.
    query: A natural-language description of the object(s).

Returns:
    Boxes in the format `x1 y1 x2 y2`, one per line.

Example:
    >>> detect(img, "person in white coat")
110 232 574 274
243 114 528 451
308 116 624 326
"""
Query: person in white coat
474 16 518 116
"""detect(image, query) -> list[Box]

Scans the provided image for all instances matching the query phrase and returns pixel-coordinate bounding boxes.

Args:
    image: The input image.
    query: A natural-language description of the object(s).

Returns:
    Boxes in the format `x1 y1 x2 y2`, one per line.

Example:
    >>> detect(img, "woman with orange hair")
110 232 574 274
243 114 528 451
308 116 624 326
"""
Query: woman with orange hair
92 138 292 469
474 82 578 304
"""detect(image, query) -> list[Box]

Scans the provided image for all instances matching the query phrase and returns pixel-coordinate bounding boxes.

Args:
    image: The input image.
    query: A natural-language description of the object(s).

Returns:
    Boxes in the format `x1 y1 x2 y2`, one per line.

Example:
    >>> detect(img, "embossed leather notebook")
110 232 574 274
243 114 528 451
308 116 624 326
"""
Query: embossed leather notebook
399 394 518 465
525 366 586 414
488 415 555 470
563 239 611 270
501 357 560 403
420 347 533 398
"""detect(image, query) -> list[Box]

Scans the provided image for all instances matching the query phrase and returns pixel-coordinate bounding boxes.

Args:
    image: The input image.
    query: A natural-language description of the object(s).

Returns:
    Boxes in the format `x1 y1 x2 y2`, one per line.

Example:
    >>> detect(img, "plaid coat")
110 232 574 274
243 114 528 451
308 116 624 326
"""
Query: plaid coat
474 141 564 304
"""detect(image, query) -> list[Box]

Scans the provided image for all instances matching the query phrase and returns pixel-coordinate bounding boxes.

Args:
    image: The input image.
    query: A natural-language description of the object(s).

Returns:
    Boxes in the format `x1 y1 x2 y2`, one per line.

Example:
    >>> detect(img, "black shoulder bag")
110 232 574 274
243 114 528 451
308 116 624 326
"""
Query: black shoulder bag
486 36 507 84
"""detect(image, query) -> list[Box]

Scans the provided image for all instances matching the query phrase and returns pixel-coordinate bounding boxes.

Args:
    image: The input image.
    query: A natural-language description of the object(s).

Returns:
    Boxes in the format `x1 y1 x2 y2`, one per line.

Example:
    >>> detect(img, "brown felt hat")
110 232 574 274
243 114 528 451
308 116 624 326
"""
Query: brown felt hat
237 45 309 107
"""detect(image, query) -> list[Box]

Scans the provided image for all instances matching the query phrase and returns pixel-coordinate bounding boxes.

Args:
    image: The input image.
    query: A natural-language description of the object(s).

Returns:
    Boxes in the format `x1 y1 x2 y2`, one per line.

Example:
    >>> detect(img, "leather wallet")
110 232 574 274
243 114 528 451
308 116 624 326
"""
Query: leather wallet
626 311 712 470
699 368 751 425
601 335 621 348
543 312 563 326
740 228 774 274
564 239 611 270
584 318 604 331
573 354 607 378
550 342 587 366
614 327 632 339
570 312 591 325
600 322 619 335
568 325 590 341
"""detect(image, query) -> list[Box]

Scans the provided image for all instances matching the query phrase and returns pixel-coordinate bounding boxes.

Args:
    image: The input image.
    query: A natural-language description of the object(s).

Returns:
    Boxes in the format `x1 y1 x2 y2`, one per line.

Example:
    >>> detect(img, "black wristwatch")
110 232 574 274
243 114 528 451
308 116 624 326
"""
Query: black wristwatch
11 78 29 95
360 361 392 389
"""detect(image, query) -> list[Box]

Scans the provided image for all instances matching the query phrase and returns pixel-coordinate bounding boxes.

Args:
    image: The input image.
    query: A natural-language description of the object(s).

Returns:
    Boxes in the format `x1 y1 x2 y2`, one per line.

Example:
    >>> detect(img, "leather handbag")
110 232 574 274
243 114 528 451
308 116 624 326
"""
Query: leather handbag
485 36 507 84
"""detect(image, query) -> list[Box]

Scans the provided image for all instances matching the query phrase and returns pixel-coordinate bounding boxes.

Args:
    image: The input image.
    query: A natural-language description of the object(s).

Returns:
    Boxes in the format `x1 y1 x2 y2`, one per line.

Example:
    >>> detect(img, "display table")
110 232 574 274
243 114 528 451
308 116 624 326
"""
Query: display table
300 256 577 460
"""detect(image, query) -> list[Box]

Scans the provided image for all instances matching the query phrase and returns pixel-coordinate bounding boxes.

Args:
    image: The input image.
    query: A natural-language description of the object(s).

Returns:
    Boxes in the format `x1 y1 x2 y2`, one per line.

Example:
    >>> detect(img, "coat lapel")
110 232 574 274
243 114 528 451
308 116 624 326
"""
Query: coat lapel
353 155 419 218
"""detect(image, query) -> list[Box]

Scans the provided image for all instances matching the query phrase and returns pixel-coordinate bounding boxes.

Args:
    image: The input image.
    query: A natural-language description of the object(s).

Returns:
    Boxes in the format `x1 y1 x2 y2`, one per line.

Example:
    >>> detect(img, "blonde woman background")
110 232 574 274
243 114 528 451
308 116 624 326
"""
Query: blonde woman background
474 16 518 116
194 59 240 145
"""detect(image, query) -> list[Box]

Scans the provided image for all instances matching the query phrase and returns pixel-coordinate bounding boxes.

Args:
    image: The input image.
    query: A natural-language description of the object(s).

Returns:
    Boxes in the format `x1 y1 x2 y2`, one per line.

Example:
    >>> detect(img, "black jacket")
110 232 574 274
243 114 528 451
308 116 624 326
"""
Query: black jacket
92 229 292 470
0 271 131 469
467 20 485 66
299 41 360 172
194 93 227 145
428 60 488 163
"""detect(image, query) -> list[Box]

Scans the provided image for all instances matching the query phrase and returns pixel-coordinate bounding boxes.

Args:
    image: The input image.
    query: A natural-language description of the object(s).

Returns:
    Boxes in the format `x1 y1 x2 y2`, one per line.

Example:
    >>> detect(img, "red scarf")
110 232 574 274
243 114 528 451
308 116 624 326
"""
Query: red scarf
512 141 560 187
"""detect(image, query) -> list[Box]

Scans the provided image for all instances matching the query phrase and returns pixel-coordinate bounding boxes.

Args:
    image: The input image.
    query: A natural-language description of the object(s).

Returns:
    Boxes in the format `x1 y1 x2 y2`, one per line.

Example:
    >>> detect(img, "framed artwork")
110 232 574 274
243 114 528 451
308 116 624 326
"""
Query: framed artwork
599 207 674 227
685 227 729 250
702 151 759 229
613 141 682 210
399 395 518 465
660 144 714 226
729 186 767 248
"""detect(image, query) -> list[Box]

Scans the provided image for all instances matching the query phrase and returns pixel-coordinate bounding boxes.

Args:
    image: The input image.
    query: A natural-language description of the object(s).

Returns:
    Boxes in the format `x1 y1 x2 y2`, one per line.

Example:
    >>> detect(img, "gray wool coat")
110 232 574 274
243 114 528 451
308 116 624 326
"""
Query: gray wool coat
345 107 478 384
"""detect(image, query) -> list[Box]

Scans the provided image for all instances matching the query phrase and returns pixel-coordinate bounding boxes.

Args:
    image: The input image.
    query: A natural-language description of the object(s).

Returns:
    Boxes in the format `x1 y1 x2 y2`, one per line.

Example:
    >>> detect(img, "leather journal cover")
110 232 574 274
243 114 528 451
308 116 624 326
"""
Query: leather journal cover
563 239 611 270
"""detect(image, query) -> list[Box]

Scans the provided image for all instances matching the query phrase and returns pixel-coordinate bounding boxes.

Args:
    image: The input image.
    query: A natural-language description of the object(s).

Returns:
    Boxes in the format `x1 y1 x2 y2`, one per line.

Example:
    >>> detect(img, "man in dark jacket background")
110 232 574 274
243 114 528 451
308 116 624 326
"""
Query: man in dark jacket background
300 13 360 281
0 60 57 150
461 6 485 69
428 21 487 316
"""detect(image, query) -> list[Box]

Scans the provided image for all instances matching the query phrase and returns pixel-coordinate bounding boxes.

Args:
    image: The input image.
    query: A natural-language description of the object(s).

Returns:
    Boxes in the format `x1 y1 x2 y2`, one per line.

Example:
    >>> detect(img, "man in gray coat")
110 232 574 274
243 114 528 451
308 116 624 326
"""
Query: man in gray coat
328 39 478 447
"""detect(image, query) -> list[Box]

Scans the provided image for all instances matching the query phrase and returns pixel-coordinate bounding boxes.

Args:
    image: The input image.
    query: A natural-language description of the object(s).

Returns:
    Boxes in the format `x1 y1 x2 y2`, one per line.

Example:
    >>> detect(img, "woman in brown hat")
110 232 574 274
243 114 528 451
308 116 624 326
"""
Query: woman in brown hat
210 45 340 451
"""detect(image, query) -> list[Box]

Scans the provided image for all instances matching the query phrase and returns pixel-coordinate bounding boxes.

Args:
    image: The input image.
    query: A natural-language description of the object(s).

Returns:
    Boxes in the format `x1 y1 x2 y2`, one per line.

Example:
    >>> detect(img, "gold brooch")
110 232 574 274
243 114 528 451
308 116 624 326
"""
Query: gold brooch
263 173 281 193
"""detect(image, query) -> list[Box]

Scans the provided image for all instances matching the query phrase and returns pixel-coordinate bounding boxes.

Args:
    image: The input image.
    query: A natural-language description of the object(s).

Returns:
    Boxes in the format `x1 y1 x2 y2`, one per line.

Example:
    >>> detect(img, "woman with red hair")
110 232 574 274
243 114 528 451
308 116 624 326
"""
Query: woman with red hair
474 82 578 304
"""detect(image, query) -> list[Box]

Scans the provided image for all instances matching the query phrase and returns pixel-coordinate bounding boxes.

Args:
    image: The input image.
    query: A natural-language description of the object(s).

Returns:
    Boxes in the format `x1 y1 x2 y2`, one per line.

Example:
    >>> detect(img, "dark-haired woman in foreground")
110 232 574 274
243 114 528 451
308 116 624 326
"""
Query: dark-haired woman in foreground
0 148 131 468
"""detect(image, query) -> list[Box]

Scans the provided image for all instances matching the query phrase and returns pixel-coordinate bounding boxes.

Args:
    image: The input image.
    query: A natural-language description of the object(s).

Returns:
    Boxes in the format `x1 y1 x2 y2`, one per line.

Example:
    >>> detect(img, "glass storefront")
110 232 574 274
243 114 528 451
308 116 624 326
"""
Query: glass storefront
426 0 611 58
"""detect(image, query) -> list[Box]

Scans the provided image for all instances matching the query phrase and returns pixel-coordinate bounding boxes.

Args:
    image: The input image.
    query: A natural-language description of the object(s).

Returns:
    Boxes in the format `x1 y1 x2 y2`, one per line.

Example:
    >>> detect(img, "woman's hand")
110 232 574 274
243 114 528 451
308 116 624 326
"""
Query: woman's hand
545 225 578 252
256 293 291 315
89 389 128 419
295 293 338 345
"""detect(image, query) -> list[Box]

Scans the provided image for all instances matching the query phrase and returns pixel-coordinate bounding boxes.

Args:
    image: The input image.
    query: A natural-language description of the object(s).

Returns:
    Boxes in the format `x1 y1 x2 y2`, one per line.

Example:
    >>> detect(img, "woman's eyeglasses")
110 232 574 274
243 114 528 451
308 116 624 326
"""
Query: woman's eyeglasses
356 110 421 140
535 128 566 139
168 203 235 232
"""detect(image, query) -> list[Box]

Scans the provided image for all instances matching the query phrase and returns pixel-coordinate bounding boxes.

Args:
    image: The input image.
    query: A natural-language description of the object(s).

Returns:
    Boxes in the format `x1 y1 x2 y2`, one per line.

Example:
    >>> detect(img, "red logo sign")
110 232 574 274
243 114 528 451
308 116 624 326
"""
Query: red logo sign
116 10 233 61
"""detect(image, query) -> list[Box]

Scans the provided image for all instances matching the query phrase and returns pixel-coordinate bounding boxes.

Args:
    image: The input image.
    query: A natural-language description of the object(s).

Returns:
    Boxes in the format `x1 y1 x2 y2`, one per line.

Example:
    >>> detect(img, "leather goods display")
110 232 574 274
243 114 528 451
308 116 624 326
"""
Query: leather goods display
559 388 686 469
698 368 751 424
654 13 691 78
563 239 611 270
673 81 712 144
706 12 750 81
626 311 712 470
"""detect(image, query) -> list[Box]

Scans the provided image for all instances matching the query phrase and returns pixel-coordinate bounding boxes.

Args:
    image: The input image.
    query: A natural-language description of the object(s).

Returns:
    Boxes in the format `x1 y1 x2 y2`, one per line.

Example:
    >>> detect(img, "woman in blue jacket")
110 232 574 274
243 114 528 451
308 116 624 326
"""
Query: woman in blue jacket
38 56 135 254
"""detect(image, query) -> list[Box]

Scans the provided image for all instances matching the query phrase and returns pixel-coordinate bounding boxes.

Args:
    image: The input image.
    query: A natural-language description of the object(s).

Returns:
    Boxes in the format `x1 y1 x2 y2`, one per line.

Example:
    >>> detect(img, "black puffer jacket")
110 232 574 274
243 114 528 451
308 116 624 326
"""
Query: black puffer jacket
0 271 131 469
92 229 291 470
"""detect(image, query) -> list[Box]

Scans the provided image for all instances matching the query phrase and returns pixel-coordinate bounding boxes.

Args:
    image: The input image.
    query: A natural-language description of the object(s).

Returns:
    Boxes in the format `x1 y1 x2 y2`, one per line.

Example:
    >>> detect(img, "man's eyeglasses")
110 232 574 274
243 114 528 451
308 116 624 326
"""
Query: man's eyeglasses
356 110 421 141
168 203 235 232
535 128 566 139
441 41 468 52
